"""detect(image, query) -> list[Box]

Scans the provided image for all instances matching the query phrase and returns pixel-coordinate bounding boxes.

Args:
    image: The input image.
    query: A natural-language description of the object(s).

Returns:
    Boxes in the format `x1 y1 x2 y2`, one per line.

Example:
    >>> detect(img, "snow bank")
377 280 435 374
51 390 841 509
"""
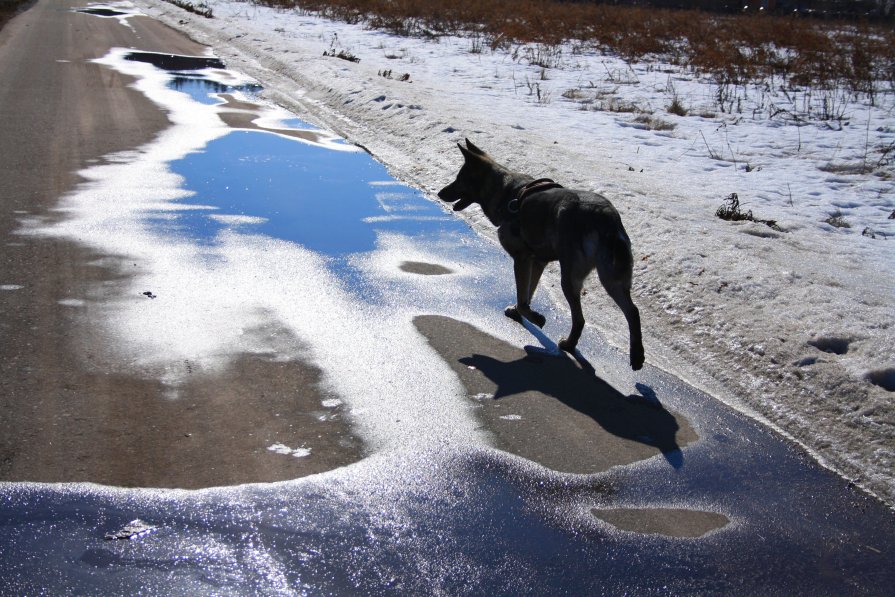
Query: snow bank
130 0 893 504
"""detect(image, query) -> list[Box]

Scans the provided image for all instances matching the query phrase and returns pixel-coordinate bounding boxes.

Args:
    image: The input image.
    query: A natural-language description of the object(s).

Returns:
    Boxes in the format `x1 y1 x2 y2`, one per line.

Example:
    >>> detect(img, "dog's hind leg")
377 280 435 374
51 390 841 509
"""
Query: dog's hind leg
595 245 645 370
505 256 547 328
605 281 645 371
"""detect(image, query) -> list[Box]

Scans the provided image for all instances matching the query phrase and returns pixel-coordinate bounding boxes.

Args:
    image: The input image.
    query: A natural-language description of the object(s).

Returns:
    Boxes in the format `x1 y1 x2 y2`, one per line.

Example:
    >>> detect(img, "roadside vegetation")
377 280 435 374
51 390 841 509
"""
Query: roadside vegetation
166 0 214 18
253 0 895 95
246 0 894 187
0 0 32 32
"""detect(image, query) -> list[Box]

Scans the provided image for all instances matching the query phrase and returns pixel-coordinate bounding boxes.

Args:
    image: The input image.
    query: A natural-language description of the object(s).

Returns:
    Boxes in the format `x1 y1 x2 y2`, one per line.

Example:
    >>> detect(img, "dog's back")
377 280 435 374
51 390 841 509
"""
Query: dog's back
519 189 634 279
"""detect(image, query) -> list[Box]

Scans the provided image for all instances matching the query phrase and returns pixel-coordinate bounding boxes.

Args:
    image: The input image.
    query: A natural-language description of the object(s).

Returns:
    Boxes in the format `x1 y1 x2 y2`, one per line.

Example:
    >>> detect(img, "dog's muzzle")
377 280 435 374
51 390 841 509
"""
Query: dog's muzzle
449 197 474 211
437 183 474 211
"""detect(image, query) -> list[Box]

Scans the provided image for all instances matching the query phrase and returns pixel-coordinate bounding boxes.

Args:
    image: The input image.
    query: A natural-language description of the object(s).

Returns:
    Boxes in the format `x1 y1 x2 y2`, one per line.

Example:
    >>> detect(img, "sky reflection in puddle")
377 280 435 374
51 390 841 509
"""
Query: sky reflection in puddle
163 130 459 258
168 75 262 105
151 70 463 272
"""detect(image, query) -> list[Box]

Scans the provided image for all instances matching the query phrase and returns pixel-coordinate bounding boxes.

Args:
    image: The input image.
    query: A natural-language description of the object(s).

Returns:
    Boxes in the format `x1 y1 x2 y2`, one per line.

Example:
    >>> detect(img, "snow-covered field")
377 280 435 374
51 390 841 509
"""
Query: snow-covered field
127 0 894 505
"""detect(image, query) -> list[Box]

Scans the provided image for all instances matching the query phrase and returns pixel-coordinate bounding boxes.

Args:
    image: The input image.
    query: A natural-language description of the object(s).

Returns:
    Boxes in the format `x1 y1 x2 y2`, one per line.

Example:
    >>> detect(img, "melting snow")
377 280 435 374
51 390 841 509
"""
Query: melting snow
267 443 311 458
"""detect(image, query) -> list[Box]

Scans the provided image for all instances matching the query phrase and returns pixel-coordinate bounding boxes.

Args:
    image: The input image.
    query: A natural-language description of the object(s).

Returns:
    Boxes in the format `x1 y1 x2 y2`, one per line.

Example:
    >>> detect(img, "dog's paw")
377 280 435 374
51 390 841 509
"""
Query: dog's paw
526 310 547 328
504 306 523 323
558 338 576 353
630 350 645 371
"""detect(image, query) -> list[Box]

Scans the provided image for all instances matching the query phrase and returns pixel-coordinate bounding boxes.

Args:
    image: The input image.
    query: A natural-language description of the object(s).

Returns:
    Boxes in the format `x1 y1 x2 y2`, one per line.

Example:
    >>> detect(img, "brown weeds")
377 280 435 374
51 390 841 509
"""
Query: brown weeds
716 193 781 231
166 0 213 18
0 0 32 31
259 0 894 91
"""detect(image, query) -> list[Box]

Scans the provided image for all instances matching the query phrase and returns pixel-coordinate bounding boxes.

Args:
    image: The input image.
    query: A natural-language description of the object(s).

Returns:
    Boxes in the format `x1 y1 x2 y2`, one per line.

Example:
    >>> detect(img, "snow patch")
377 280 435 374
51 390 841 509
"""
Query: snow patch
267 443 311 458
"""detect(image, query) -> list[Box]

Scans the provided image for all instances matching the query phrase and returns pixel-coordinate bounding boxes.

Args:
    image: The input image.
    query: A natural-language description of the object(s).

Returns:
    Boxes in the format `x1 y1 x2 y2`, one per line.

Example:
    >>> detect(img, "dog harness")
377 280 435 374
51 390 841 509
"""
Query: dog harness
507 178 563 214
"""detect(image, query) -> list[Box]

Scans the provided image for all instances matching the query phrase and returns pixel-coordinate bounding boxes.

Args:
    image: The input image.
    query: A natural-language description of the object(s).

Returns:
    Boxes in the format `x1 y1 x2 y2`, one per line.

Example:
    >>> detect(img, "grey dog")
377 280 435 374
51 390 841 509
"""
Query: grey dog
438 139 644 371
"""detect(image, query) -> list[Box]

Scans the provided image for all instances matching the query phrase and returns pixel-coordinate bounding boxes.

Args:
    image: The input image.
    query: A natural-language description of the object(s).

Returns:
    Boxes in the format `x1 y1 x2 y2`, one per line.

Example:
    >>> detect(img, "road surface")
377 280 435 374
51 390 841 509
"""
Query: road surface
0 0 361 487
1 1 894 594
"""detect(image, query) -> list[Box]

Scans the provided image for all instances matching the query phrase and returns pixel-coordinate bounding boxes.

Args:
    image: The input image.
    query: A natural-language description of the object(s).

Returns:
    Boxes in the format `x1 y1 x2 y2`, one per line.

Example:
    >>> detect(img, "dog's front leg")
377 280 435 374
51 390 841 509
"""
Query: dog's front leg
527 259 547 303
505 256 547 328
558 267 585 353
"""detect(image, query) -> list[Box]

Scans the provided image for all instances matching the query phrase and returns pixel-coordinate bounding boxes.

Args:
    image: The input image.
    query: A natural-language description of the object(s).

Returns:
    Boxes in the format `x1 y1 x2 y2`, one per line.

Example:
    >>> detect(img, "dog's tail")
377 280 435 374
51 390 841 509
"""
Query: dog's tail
614 228 634 263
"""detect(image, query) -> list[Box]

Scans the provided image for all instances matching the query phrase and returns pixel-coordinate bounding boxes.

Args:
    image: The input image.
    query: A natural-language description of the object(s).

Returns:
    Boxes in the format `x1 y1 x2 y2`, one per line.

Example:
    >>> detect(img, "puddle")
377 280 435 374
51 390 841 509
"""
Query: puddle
169 77 262 105
399 261 454 275
73 3 141 28
118 50 465 271
77 8 127 17
162 130 461 263
23 46 508 467
125 51 225 71
592 508 730 538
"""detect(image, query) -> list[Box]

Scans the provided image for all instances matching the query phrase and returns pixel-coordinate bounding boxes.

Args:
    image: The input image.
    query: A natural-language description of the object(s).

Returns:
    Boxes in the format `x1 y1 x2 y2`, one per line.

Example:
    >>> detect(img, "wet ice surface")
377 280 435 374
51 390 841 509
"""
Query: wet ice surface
4 48 895 592
4 430 895 593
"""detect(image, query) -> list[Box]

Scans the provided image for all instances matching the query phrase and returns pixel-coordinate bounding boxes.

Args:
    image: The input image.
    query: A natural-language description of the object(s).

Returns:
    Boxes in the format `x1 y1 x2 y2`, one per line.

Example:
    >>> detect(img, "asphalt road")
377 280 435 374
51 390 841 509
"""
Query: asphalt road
0 0 695 491
0 0 362 487
2 2 895 593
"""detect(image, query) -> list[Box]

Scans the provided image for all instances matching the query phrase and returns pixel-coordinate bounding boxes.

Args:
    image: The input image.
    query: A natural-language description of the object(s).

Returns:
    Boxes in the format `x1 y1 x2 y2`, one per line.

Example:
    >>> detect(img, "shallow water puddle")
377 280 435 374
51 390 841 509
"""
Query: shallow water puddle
128 50 463 264
77 7 127 17
169 76 261 105
125 50 226 71
163 130 459 258
74 2 141 28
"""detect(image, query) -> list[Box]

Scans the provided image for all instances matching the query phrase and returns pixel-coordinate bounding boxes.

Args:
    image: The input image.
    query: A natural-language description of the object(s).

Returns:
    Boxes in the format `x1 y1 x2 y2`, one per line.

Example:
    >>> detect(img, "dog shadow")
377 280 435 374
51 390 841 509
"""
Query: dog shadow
460 321 686 469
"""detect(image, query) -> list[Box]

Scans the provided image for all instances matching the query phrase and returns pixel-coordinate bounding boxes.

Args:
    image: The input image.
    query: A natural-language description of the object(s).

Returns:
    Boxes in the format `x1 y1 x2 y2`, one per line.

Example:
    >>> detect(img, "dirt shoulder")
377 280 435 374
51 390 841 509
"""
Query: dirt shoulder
0 0 361 488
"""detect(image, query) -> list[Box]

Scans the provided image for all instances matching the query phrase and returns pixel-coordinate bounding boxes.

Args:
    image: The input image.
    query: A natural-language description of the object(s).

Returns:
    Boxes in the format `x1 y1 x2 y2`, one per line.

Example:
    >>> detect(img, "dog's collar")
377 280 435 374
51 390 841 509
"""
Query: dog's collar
507 178 563 214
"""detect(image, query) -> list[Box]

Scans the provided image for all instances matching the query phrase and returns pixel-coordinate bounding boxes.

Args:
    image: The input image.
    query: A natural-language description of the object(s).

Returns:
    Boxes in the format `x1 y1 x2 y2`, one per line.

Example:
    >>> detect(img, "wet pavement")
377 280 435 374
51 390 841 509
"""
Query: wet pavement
1 6 895 594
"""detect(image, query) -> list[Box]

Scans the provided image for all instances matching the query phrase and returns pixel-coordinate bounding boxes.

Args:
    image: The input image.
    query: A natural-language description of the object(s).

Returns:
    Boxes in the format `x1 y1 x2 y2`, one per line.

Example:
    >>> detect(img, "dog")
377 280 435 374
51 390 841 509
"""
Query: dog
438 139 644 370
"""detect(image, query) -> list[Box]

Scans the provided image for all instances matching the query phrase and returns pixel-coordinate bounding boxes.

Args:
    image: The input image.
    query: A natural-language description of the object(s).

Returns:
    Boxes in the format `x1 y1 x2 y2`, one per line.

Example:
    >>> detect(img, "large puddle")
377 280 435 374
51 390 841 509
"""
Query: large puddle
4 41 895 593
163 132 458 257
130 49 467 281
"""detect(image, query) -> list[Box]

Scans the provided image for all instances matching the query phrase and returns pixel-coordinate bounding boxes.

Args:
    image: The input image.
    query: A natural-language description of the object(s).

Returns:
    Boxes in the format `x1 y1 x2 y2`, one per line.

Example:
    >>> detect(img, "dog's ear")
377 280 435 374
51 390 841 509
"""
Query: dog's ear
464 139 488 157
457 142 478 162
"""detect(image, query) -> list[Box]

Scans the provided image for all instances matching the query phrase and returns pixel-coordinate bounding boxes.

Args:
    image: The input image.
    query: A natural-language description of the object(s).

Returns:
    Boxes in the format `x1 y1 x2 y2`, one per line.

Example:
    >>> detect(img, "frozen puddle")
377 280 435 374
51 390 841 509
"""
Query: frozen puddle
5 44 895 594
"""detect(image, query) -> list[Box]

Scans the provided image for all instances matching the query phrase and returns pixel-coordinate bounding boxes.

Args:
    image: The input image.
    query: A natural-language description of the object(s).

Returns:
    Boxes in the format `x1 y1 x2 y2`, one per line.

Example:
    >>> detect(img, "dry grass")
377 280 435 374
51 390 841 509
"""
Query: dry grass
0 0 32 32
255 0 895 91
824 209 852 228
716 193 781 230
633 113 677 131
166 0 213 18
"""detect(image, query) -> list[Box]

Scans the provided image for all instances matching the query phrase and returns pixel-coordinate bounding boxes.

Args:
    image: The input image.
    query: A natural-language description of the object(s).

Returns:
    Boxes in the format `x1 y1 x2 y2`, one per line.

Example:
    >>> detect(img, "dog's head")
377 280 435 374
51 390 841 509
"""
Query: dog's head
437 139 492 212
